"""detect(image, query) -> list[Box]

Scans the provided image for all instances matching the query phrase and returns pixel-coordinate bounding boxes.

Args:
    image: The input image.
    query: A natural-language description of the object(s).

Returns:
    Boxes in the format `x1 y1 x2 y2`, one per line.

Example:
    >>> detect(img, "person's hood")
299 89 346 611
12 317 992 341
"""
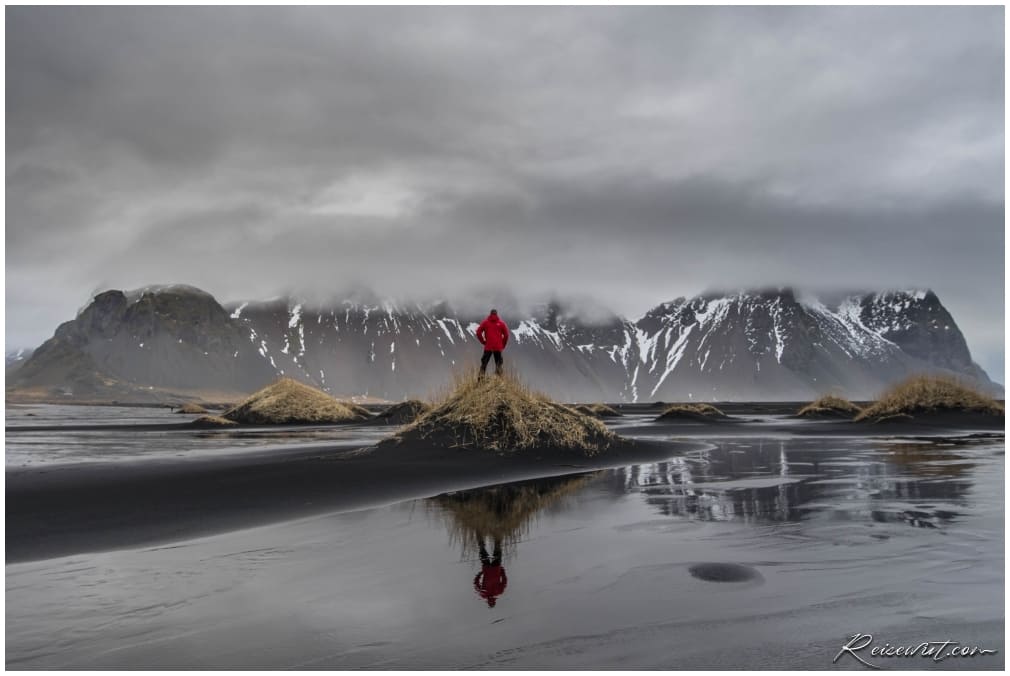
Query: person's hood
485 314 500 323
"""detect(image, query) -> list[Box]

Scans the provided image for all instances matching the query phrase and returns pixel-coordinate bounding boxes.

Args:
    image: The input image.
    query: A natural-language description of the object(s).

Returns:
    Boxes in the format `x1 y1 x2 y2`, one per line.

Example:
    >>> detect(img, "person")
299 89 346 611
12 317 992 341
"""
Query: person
473 536 507 608
475 308 509 377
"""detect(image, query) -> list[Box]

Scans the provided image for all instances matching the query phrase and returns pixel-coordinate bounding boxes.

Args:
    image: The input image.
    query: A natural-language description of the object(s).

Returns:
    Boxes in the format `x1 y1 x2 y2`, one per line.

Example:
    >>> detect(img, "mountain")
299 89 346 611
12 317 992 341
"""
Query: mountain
6 347 34 381
6 285 1000 403
7 286 276 402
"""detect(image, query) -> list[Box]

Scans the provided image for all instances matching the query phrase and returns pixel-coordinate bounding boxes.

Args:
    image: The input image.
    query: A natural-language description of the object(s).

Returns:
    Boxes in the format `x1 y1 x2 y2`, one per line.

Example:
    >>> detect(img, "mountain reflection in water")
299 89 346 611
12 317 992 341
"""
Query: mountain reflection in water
602 437 990 531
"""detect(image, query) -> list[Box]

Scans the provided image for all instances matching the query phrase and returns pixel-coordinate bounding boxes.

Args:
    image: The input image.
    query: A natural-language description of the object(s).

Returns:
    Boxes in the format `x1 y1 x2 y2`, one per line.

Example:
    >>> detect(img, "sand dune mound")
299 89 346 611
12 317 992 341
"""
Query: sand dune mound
223 378 370 425
388 373 619 455
796 395 862 419
656 403 728 422
855 375 1004 424
573 403 622 418
373 399 431 425
189 415 238 428
175 403 209 414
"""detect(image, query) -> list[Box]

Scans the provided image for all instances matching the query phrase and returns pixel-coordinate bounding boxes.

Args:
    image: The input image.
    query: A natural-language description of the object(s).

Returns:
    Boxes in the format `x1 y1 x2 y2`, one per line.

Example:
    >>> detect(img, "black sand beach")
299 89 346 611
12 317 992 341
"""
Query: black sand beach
7 406 1003 563
6 431 697 563
6 402 1004 669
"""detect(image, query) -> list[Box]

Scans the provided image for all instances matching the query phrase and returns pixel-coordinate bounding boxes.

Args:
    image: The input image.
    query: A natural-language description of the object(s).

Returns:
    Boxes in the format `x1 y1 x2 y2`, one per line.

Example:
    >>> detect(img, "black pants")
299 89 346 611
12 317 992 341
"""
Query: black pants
480 350 503 375
478 537 503 566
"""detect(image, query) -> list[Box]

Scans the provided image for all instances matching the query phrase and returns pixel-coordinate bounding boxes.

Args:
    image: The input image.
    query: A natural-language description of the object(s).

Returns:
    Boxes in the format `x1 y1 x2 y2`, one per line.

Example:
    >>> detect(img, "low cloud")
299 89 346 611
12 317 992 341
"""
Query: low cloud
6 6 1004 378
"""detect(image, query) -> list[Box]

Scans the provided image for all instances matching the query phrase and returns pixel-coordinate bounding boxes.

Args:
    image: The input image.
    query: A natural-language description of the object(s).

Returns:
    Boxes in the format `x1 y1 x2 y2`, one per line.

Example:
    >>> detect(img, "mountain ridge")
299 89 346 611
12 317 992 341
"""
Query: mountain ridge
6 284 1001 403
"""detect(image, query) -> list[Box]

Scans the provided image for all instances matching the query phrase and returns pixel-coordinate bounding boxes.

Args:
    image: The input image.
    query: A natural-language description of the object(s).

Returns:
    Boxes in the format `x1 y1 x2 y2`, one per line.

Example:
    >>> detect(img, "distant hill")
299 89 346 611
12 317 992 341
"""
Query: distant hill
6 284 1001 403
6 347 34 374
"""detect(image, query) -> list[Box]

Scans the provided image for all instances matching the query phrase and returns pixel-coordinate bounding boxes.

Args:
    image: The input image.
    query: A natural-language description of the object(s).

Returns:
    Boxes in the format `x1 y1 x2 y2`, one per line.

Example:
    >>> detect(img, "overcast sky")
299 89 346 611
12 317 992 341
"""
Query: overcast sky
6 6 1005 379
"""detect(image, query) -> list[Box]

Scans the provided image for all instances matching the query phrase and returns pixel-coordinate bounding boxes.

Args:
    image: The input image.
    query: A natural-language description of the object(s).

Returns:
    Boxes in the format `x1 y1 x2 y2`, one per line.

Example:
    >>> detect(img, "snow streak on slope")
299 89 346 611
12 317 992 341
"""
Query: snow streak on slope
25 285 990 403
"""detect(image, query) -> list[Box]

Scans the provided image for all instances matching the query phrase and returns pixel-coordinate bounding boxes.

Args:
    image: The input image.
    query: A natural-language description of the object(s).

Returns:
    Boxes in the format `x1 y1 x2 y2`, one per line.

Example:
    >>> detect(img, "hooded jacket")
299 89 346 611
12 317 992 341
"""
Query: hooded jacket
476 314 510 352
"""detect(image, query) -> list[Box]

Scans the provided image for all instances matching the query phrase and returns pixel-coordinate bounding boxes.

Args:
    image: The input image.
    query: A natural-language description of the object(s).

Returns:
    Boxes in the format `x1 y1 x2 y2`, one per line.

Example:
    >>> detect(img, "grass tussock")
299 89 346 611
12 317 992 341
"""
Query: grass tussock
431 474 595 558
376 399 432 425
394 371 619 455
223 377 370 425
796 395 862 419
855 375 1004 423
657 403 727 421
175 402 209 414
189 415 238 428
573 403 622 418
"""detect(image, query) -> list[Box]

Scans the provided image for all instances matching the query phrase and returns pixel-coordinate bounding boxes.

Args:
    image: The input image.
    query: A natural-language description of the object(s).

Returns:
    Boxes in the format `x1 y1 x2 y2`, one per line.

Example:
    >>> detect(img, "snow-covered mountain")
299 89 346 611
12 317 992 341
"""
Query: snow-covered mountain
7 285 1000 403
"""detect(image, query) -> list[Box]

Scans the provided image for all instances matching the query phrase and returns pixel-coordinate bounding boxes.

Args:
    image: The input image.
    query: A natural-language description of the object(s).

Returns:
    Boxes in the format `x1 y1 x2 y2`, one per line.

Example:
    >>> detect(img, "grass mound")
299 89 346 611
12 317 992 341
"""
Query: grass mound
391 372 619 455
855 375 1004 423
573 403 622 418
175 402 209 414
223 378 370 425
796 395 862 419
374 399 431 425
189 415 238 428
343 400 374 418
657 403 727 422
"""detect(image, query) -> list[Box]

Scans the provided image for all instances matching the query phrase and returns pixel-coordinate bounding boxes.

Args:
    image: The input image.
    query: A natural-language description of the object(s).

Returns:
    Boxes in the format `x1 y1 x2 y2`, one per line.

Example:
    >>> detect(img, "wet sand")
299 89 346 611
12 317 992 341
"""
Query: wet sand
6 402 1004 669
8 406 1003 563
6 436 700 563
7 435 1003 669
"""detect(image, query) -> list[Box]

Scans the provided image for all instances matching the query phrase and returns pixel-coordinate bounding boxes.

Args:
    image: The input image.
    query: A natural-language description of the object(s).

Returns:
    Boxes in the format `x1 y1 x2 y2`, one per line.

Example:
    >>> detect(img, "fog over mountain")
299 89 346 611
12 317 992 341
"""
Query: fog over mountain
6 285 999 403
6 7 1004 381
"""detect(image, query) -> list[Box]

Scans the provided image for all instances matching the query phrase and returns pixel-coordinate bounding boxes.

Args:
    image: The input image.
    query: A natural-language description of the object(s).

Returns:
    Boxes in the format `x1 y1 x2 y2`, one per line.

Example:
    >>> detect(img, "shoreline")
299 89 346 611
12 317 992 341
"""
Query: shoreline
6 412 1003 564
5 438 706 564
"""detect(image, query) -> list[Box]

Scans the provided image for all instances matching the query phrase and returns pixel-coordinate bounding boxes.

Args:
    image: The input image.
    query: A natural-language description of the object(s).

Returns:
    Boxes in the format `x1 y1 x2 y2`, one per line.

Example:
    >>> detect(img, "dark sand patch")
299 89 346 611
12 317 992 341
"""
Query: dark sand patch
5 435 697 564
689 562 763 583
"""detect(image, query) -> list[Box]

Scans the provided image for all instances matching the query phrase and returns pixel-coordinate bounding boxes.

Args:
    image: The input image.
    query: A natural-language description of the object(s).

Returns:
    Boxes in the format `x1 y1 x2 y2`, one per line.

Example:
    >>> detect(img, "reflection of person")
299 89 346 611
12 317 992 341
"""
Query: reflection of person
476 309 509 377
473 536 508 607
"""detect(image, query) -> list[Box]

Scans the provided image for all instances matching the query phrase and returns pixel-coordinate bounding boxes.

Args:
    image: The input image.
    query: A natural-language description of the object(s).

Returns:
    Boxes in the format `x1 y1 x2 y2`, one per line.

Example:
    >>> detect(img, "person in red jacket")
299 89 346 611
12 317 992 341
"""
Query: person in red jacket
473 536 508 608
475 309 510 377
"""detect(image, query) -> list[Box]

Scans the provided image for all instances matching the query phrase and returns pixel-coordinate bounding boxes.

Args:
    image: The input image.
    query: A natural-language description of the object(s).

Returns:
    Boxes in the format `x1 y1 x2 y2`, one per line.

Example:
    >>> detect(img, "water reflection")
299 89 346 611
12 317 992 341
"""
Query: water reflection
474 538 507 607
604 437 994 530
430 474 594 607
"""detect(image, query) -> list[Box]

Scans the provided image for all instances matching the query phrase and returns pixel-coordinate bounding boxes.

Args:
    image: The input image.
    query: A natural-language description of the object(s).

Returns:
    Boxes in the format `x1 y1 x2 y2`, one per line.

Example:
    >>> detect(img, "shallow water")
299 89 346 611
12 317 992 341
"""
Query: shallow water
6 403 185 427
5 431 1004 669
5 405 390 467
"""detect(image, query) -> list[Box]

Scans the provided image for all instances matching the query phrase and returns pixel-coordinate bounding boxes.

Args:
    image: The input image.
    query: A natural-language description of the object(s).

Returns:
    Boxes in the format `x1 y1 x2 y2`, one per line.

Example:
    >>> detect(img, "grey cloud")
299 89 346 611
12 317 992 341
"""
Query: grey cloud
6 6 1004 380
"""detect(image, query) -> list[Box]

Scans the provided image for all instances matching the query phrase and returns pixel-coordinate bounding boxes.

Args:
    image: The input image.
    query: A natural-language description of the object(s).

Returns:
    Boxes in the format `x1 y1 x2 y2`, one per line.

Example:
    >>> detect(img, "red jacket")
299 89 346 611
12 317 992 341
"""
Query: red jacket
474 565 508 604
476 314 509 352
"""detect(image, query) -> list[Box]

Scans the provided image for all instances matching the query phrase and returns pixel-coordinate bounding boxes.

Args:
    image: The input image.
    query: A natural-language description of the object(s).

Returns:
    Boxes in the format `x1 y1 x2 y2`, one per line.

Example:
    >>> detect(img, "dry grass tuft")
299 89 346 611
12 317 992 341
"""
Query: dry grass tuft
343 401 374 418
376 399 432 425
855 375 1004 422
223 378 370 425
393 371 619 455
189 415 238 428
657 403 727 421
175 402 209 415
796 395 862 419
573 403 622 418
